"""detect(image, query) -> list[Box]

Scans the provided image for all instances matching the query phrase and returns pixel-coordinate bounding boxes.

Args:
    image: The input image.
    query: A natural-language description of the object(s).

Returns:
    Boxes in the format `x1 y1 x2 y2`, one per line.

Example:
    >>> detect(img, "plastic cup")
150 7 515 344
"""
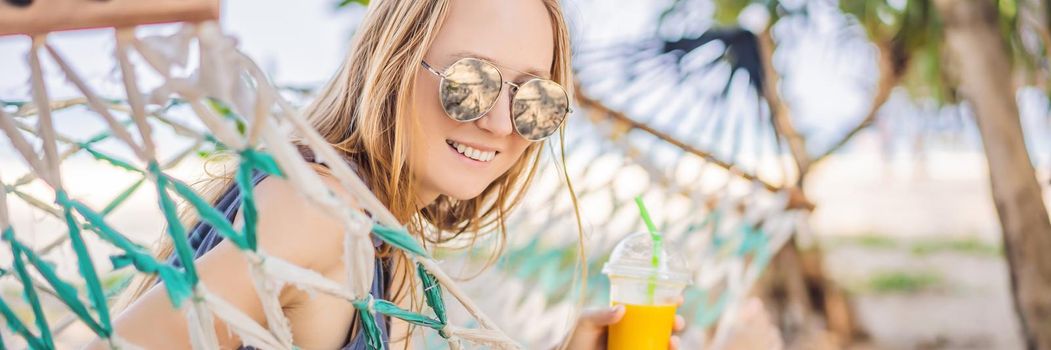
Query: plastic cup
602 232 691 350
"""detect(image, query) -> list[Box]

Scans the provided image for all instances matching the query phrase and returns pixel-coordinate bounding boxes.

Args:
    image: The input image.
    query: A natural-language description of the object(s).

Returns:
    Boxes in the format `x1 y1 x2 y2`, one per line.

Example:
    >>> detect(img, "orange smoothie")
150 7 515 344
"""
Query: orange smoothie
607 303 677 350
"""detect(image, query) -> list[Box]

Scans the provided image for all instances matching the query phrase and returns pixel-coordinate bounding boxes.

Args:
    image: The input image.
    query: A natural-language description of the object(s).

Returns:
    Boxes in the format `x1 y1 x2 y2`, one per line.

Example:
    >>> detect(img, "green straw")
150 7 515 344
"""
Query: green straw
634 196 662 303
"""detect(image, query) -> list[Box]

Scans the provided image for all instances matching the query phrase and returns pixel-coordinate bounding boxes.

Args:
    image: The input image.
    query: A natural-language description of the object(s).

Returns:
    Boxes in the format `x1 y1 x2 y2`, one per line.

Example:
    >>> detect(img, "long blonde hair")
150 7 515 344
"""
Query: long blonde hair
118 0 581 338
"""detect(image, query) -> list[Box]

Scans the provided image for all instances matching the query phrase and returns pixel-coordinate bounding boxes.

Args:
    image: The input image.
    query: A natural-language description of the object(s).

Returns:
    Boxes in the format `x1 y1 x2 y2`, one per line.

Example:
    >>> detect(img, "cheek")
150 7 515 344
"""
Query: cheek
500 140 534 170
413 74 447 130
413 79 460 155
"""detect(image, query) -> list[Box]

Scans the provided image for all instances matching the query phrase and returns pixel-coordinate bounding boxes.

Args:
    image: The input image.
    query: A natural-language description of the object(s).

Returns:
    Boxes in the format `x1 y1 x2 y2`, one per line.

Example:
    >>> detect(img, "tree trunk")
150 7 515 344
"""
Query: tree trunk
935 1 1051 348
754 26 884 348
756 238 867 349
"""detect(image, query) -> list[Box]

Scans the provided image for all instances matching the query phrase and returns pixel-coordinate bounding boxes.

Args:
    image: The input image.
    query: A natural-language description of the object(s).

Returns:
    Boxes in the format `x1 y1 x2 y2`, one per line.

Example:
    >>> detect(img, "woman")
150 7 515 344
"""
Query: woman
91 0 687 348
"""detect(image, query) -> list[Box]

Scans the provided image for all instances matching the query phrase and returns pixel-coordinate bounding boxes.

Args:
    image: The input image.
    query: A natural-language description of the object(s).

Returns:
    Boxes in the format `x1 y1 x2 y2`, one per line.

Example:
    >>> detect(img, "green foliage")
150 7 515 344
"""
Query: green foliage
701 0 1047 106
823 233 899 249
712 0 754 26
866 269 943 294
206 98 247 136
839 0 961 104
336 0 368 9
823 234 1003 258
910 237 1002 257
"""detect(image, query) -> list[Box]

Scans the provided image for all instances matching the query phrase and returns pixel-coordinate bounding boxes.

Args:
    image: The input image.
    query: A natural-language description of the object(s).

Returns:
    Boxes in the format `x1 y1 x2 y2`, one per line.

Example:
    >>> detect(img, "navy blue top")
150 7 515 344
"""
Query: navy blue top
165 169 391 349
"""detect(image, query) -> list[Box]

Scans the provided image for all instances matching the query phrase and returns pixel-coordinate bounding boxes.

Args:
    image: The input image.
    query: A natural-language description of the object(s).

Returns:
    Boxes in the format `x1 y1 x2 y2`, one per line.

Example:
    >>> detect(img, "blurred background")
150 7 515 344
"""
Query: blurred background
1 0 1050 349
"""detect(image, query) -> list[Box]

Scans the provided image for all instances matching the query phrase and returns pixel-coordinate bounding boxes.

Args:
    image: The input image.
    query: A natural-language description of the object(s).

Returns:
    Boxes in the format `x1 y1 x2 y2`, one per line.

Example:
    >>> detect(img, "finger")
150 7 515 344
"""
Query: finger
673 314 686 332
674 295 685 306
584 304 626 327
669 335 680 350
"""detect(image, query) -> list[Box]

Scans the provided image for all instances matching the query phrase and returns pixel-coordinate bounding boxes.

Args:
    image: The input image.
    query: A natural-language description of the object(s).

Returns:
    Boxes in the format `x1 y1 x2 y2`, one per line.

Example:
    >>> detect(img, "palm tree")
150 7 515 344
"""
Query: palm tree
929 1 1051 348
710 0 1051 347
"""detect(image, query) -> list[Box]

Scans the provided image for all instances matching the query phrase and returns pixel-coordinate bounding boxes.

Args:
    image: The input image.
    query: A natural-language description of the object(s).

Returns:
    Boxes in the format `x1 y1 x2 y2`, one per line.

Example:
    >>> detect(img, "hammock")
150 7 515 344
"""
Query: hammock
0 4 517 349
0 2 807 349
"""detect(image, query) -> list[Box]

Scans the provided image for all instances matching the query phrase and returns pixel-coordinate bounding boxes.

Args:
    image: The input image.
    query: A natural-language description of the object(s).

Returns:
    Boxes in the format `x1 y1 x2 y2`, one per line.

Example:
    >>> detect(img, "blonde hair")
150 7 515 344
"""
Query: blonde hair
118 0 581 343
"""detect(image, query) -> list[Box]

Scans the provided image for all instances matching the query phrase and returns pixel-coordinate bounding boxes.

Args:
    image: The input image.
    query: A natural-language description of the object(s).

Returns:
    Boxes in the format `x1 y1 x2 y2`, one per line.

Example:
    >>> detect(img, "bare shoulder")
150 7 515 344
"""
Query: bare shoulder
247 170 361 272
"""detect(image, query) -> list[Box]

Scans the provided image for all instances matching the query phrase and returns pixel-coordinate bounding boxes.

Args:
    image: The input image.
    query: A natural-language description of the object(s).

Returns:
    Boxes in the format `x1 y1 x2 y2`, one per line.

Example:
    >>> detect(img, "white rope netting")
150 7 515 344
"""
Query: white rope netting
0 21 518 349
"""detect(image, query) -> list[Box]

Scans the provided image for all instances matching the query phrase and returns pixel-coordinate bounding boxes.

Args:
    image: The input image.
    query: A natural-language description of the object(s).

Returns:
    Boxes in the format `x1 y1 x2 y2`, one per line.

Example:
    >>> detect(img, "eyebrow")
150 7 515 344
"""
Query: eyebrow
448 50 550 80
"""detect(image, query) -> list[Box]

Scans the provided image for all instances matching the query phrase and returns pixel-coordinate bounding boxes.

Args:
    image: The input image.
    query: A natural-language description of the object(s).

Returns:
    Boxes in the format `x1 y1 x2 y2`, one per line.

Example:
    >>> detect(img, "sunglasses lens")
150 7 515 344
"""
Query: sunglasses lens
438 58 503 122
511 79 570 141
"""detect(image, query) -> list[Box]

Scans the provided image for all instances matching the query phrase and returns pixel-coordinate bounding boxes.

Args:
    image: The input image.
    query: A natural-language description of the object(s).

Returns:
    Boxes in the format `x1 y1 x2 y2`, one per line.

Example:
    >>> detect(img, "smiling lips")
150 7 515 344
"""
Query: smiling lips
446 140 497 162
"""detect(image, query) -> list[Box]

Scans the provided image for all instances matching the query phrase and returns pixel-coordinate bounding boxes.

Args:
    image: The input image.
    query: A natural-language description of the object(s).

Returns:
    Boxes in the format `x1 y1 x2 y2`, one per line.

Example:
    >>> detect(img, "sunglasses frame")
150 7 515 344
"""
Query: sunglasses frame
421 57 573 141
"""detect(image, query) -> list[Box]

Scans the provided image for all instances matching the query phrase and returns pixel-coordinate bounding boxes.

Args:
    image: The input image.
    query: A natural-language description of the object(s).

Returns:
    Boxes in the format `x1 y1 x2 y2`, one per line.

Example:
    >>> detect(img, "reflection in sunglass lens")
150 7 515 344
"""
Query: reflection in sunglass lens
511 79 570 141
438 58 503 122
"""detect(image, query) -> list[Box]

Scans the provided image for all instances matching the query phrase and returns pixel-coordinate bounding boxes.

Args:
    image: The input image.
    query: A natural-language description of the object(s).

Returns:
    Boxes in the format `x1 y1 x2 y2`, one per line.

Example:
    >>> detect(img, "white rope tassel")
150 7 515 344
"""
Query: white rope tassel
194 21 237 104
43 42 148 162
257 253 355 300
115 28 157 160
198 286 289 350
0 108 51 189
27 36 62 189
443 325 522 349
133 25 194 79
0 167 9 230
246 252 296 349
184 292 221 350
447 338 463 350
246 85 273 145
345 224 376 299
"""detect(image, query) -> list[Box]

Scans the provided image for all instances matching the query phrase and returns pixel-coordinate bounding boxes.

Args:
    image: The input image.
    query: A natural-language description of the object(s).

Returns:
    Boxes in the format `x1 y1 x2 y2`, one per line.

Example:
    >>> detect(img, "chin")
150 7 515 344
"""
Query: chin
442 183 490 201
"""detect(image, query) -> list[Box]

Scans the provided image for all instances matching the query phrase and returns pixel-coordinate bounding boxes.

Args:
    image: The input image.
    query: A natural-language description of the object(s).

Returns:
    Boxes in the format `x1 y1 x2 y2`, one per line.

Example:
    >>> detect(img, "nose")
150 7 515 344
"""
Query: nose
474 85 515 137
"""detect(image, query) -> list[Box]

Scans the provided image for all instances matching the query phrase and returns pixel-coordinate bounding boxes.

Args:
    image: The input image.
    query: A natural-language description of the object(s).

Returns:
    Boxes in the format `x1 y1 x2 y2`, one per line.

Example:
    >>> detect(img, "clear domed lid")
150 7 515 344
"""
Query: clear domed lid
601 232 692 285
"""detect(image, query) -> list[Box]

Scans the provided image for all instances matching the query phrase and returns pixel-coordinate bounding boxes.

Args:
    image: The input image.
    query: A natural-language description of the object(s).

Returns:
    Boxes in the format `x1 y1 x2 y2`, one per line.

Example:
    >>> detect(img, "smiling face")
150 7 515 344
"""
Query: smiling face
412 0 555 203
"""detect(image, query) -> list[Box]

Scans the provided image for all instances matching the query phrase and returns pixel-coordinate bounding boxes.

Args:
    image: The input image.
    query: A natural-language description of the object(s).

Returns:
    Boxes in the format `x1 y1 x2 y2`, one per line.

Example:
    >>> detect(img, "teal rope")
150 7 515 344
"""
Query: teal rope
54 190 112 334
417 263 447 325
61 196 193 307
352 296 386 350
100 177 146 216
165 171 247 249
236 159 260 250
370 224 428 258
6 235 108 336
236 148 284 251
1 228 55 349
4 130 472 347
0 290 47 349
78 143 142 174
372 298 444 330
150 164 199 287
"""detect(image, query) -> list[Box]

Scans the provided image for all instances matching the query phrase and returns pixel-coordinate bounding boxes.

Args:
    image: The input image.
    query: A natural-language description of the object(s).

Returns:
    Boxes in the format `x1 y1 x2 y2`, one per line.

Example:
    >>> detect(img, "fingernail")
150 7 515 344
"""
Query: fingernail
611 304 625 313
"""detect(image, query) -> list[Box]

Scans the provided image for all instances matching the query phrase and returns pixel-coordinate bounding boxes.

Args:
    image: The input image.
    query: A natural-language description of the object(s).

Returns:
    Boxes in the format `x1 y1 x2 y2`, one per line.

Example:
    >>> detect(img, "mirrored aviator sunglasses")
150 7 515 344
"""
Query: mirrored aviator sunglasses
421 57 572 142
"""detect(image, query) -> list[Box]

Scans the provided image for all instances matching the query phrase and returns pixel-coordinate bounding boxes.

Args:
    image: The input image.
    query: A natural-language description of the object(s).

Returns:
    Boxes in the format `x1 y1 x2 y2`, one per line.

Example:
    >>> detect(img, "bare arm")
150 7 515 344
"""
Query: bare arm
85 175 351 349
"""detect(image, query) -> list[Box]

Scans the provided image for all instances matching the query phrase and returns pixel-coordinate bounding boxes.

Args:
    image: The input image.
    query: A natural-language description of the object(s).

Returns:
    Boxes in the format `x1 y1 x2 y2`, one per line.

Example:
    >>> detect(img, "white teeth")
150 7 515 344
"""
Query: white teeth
448 140 496 162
